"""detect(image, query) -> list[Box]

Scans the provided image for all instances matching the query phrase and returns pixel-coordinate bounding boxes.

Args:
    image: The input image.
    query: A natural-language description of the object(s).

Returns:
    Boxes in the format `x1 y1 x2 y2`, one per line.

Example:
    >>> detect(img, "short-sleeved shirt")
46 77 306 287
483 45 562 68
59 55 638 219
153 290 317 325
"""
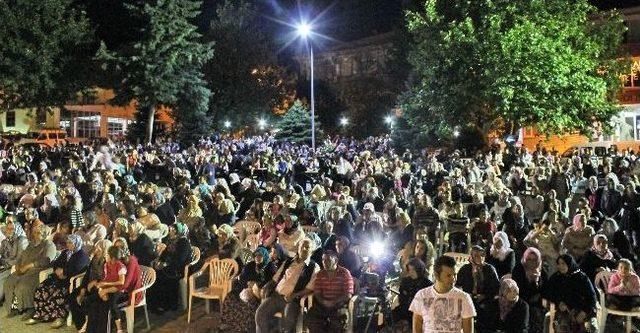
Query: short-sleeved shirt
313 266 354 303
409 286 476 333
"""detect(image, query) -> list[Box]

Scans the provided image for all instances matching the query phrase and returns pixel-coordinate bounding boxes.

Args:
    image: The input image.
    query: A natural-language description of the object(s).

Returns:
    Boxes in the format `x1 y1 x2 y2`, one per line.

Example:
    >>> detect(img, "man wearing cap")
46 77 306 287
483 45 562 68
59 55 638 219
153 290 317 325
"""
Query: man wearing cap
256 238 319 333
306 250 354 333
353 202 384 245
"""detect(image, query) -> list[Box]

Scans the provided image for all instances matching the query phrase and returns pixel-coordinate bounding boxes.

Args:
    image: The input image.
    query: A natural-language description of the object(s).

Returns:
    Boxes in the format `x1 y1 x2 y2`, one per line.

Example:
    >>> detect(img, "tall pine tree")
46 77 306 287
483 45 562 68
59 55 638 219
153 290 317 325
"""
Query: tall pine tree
96 0 213 144
276 100 322 143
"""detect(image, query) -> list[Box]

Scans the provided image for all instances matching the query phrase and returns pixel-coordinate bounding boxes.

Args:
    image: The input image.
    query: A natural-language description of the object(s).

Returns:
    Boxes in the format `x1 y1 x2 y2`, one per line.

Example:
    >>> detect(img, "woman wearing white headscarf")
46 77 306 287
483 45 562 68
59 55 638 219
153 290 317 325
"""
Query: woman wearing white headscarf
0 216 28 300
487 231 516 278
28 234 90 327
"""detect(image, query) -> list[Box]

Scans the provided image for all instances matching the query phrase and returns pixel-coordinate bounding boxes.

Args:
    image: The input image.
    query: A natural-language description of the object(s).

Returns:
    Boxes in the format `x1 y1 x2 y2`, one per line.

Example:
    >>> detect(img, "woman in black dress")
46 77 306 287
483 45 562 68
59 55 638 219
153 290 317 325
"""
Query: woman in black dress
219 246 276 332
392 258 433 329
148 222 193 313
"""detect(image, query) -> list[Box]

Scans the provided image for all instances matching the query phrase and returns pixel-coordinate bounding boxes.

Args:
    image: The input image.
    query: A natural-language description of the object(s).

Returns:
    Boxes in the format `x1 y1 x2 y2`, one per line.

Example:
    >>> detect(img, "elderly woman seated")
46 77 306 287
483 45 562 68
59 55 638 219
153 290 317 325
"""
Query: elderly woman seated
3 221 57 319
27 234 90 327
0 216 29 301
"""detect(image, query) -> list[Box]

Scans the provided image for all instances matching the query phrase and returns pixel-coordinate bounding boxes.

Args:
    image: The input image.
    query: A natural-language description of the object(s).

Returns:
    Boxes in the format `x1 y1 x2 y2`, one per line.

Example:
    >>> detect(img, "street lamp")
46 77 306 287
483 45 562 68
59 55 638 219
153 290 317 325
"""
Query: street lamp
453 130 460 137
296 21 316 153
258 119 267 130
224 121 231 129
340 117 349 126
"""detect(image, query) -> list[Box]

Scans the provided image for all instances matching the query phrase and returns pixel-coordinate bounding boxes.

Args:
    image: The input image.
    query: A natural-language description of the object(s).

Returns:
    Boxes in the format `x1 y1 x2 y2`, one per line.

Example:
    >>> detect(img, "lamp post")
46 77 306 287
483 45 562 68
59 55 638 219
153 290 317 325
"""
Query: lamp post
297 22 316 154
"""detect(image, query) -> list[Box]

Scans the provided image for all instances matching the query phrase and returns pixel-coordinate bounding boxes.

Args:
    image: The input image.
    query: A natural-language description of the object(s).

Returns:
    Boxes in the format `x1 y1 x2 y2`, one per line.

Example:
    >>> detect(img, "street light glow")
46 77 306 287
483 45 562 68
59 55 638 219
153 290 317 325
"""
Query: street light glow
224 121 231 128
340 117 349 126
453 130 460 137
258 119 267 129
385 115 394 124
297 22 312 38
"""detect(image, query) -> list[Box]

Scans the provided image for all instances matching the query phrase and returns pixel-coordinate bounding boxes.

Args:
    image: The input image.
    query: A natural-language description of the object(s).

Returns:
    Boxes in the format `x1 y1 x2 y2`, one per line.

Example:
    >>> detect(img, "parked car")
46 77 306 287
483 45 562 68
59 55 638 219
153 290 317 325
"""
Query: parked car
16 129 68 147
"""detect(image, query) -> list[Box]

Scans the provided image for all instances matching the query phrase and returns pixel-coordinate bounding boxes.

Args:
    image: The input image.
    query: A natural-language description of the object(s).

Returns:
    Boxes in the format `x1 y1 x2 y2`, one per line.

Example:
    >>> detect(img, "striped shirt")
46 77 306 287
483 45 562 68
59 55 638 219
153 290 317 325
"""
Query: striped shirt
313 266 354 302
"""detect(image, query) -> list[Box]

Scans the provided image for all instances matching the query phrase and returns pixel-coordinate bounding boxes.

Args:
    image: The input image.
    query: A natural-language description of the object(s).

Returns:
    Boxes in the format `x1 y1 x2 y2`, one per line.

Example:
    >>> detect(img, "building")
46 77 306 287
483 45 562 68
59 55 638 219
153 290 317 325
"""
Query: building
521 6 640 152
1 88 173 139
294 32 397 87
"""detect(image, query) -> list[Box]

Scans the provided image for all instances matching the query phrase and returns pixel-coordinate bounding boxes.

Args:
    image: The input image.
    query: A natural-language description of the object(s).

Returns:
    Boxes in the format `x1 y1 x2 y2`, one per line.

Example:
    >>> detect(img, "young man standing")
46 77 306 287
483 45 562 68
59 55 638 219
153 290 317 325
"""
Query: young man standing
410 255 476 333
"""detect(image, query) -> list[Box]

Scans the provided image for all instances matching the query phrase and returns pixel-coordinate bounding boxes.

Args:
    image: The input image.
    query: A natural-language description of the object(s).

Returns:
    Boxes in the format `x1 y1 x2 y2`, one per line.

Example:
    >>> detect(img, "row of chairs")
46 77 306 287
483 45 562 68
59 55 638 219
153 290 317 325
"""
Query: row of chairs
10 264 157 333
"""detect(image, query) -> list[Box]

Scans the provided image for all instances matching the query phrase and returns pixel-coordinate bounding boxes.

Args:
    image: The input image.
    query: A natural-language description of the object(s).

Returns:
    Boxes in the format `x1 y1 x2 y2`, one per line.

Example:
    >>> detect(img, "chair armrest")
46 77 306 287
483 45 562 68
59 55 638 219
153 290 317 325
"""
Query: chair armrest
129 280 154 307
39 268 53 283
189 262 209 291
69 272 86 293
597 287 607 308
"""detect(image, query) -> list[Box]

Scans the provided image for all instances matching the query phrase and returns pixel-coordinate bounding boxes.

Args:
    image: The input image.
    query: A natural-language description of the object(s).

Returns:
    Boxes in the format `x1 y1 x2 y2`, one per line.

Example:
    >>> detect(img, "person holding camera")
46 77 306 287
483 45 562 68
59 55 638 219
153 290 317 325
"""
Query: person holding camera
255 238 319 333
305 250 354 333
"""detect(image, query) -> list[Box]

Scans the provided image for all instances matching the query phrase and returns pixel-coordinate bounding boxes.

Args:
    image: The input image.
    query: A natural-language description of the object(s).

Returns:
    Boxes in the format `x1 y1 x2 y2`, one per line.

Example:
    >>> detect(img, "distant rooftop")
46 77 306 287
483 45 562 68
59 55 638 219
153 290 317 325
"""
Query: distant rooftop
591 0 640 10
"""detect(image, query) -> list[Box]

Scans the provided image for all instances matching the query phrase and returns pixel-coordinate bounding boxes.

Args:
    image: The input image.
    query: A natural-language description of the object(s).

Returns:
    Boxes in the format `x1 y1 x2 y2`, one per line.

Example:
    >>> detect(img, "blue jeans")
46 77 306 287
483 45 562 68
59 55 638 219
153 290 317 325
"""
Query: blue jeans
255 293 301 333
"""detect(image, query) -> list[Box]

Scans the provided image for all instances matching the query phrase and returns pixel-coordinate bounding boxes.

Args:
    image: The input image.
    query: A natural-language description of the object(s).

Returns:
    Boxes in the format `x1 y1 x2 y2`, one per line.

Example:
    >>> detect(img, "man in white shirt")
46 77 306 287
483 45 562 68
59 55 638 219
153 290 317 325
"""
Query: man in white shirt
411 255 476 333
256 239 319 333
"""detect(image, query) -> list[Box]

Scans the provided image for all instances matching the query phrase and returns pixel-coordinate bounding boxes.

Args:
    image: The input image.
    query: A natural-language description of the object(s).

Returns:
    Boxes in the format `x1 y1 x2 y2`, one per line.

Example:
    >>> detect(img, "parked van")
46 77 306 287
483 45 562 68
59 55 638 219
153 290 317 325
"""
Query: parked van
16 129 68 147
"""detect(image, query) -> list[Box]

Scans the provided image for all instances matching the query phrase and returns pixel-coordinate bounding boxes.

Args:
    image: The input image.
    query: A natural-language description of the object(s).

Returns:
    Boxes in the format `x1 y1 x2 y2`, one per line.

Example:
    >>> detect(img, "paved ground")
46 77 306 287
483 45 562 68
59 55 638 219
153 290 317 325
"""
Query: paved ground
0 300 219 333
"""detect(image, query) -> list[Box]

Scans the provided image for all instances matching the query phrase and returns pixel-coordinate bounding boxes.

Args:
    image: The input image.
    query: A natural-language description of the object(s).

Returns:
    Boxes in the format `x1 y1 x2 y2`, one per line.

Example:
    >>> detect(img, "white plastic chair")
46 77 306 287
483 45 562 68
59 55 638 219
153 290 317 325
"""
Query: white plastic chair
66 272 86 326
595 270 640 333
179 246 200 311
107 265 156 333
187 258 239 323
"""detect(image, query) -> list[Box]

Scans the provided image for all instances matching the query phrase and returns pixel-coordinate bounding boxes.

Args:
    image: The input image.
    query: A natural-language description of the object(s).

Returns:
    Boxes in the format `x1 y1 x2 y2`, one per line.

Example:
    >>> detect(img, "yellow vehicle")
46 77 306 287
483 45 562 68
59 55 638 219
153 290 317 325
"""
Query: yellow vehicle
16 129 68 147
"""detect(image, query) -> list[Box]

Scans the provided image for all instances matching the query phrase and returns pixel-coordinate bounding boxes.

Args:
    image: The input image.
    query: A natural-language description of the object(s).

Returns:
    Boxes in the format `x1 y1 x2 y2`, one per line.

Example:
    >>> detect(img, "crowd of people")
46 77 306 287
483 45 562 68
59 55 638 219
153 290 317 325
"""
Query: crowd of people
0 133 639 333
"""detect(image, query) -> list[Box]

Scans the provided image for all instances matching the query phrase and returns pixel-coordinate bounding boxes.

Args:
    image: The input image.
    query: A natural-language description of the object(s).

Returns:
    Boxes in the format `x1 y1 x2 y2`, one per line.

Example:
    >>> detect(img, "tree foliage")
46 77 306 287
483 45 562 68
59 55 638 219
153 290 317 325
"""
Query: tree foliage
276 99 322 143
205 0 296 129
402 0 629 141
0 0 94 113
96 0 213 143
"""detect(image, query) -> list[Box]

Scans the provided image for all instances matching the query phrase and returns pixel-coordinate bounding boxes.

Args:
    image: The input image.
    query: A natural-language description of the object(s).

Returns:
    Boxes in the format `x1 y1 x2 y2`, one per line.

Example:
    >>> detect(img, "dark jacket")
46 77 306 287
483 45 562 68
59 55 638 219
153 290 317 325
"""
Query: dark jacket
129 234 158 267
154 202 176 226
52 248 90 287
511 262 548 308
497 298 530 333
159 237 192 279
486 251 516 278
580 249 619 282
237 261 276 290
544 269 597 316
456 263 500 301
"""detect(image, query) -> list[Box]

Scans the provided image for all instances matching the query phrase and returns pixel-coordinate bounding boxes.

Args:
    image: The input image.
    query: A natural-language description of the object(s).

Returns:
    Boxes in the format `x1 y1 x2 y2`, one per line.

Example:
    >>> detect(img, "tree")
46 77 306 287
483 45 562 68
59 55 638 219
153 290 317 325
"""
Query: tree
276 99 322 143
402 0 628 143
204 0 296 128
0 0 94 114
96 0 213 144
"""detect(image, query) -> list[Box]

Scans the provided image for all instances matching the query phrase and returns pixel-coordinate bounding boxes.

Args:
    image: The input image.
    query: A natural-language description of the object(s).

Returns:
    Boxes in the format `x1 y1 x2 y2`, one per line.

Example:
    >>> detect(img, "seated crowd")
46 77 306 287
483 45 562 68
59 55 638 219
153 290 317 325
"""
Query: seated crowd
0 134 640 333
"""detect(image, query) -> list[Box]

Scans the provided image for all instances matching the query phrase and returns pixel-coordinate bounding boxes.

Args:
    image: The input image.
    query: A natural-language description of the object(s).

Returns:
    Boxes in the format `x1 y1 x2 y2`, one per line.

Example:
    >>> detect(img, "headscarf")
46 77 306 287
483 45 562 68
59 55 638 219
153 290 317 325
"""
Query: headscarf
129 222 146 236
173 222 189 238
254 246 270 268
66 234 83 256
114 237 131 257
557 254 580 274
90 239 112 278
490 231 512 261
1 220 26 242
114 218 129 234
498 278 520 321
521 247 542 283
572 214 585 231
591 234 614 260
217 224 235 240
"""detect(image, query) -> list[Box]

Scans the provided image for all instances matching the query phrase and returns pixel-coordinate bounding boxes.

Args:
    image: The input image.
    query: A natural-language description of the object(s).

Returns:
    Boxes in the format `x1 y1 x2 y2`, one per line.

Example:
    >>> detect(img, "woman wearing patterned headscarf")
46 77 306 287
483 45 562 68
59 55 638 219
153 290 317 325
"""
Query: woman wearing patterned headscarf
3 222 56 318
219 246 276 332
494 278 529 333
68 239 112 331
28 234 90 327
511 247 549 333
0 216 29 300
147 222 193 313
